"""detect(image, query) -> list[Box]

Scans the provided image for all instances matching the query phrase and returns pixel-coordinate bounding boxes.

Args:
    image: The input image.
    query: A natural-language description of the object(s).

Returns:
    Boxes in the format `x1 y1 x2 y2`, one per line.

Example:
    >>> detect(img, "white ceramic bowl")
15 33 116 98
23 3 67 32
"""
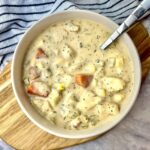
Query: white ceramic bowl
12 10 141 139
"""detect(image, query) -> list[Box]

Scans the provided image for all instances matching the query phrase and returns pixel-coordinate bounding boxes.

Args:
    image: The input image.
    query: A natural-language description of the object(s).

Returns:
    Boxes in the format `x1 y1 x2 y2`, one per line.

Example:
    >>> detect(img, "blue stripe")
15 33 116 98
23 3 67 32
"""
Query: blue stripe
0 32 24 43
53 0 124 13
0 10 50 17
0 55 6 64
101 6 137 18
75 0 110 6
64 4 79 10
52 0 69 12
81 0 127 10
7 22 30 28
0 1 55 7
0 43 17 51
85 1 135 12
0 18 37 25
0 27 26 34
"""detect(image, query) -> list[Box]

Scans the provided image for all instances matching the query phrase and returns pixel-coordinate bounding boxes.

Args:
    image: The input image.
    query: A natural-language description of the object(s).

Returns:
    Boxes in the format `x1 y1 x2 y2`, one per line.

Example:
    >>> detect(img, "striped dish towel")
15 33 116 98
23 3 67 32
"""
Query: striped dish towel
0 0 139 71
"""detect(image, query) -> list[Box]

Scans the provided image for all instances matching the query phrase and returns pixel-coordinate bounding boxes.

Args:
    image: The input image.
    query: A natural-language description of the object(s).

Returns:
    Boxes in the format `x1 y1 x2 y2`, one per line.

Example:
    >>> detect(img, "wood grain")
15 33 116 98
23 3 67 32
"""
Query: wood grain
0 23 150 150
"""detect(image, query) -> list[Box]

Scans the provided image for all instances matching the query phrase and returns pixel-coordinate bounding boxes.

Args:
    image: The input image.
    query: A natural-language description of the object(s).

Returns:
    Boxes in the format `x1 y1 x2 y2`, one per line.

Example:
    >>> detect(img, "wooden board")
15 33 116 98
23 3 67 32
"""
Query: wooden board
0 23 150 150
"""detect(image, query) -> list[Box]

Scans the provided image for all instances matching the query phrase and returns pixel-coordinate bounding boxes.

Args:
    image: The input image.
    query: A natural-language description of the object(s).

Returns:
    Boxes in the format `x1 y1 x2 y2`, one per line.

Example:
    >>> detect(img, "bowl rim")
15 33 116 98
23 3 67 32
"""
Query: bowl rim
11 9 141 139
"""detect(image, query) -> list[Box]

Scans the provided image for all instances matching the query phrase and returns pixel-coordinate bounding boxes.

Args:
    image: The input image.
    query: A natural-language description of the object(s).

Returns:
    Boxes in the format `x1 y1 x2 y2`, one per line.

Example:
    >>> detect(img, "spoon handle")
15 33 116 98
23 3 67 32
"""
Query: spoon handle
101 0 150 50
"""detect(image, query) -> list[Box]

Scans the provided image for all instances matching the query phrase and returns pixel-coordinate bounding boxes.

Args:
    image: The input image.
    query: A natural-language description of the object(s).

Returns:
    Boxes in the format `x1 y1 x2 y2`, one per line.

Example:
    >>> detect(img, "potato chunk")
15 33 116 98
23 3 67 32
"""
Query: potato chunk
113 93 124 103
95 88 106 97
102 77 125 92
115 57 124 67
64 22 79 32
49 89 60 108
61 45 74 59
77 91 102 113
84 64 96 73
103 102 119 115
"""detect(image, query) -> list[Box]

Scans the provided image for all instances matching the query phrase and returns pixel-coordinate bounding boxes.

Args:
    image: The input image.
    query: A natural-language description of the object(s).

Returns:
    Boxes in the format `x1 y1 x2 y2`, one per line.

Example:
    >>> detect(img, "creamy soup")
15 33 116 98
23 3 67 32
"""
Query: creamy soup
23 19 134 130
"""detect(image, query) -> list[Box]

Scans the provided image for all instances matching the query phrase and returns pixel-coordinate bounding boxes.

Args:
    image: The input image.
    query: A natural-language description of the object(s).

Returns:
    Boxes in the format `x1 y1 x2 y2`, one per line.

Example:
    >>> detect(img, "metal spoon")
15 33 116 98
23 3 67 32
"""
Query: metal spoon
100 0 150 50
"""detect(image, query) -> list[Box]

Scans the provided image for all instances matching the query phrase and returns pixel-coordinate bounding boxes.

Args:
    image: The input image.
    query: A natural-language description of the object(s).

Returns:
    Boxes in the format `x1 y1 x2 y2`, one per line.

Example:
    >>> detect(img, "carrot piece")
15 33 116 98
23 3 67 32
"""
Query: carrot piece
36 48 47 58
75 74 93 88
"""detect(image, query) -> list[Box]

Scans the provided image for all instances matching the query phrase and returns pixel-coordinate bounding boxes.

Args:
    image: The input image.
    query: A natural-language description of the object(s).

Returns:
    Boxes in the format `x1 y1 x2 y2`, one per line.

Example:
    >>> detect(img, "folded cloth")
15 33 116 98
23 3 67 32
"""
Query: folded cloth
0 0 139 71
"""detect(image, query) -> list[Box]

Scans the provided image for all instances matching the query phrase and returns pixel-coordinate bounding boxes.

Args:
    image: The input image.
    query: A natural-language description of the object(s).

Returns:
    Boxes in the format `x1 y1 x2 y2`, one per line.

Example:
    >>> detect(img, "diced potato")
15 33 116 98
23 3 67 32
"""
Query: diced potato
63 93 76 107
36 61 44 69
103 102 119 115
79 115 88 124
102 77 125 92
91 78 97 87
42 101 52 113
64 23 79 32
95 88 106 97
77 91 101 113
35 39 44 48
96 104 103 115
113 93 124 103
61 45 74 59
60 105 79 119
116 67 124 75
30 58 36 66
54 57 64 64
115 57 124 67
70 117 81 128
62 74 72 87
107 57 115 67
49 89 60 108
85 64 96 73
70 115 88 128
99 61 105 67
32 99 44 109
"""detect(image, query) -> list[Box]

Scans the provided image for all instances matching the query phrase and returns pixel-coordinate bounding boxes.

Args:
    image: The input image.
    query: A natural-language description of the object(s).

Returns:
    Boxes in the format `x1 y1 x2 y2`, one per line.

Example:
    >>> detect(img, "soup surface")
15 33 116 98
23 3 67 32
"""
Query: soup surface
23 19 134 130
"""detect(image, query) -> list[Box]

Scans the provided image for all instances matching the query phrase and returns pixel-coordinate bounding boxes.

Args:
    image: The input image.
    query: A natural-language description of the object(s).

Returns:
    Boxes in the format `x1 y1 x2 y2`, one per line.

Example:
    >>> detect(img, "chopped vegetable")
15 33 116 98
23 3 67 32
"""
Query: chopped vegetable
103 102 119 115
75 74 93 88
64 22 79 32
49 89 60 108
95 88 106 97
85 64 96 73
27 81 49 97
61 44 74 59
113 93 124 103
102 77 125 92
107 57 115 67
36 48 47 58
115 57 124 67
